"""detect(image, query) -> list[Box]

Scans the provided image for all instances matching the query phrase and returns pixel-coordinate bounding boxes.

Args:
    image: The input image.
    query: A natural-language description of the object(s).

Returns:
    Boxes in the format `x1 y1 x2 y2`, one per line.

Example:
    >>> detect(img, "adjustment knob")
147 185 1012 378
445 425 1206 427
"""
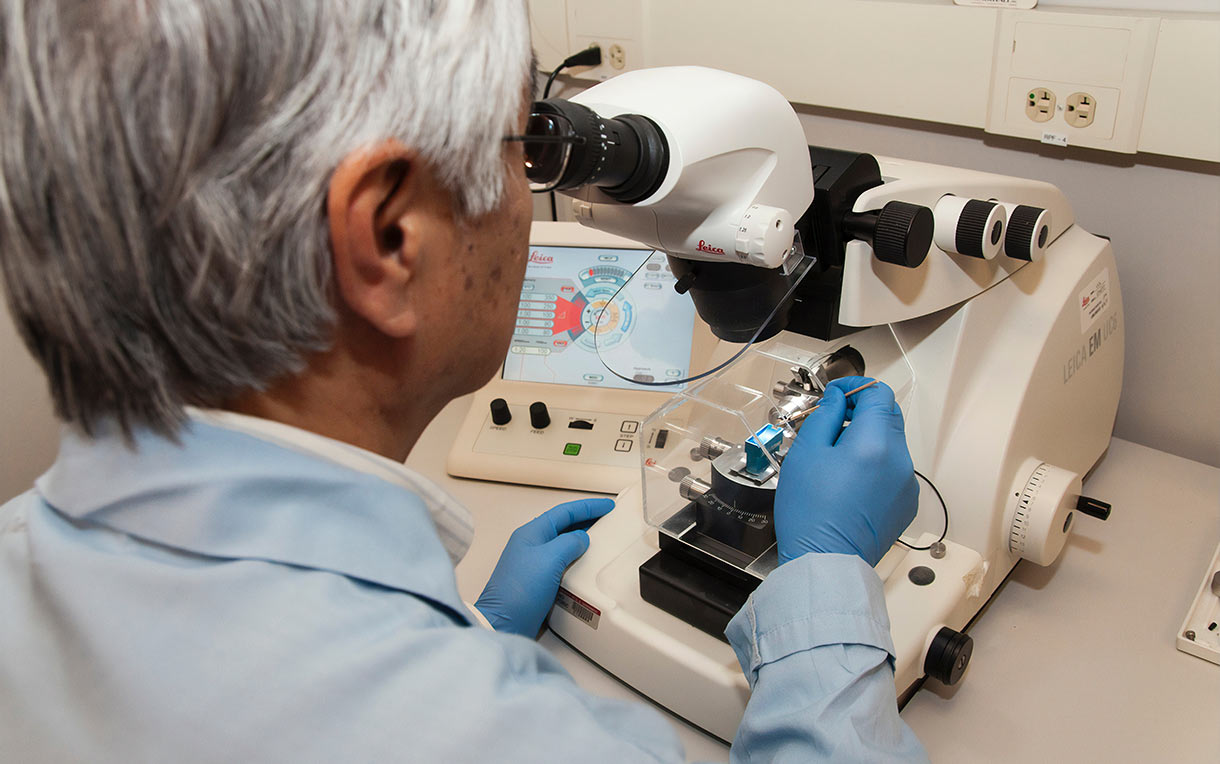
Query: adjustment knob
733 204 796 268
529 401 551 429
1000 203 1052 262
924 626 973 686
1007 460 1082 566
933 196 1007 260
844 200 934 269
1076 495 1112 521
489 398 511 426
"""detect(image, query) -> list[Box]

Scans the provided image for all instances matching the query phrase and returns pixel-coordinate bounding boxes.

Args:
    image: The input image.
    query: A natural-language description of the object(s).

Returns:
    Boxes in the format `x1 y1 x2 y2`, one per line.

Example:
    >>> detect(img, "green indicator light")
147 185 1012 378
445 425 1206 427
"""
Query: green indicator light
563 443 582 456
1029 92 1035 99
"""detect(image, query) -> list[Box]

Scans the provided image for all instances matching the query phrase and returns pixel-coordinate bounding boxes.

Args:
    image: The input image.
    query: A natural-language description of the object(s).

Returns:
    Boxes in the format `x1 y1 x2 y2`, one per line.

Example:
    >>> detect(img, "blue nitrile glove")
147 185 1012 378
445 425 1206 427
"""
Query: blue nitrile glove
476 498 614 637
774 376 919 566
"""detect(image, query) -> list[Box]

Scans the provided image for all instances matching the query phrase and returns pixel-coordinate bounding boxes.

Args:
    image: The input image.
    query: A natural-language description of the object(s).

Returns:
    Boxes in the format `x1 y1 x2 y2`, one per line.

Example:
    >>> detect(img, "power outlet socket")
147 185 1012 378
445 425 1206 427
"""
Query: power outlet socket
1003 77 1120 141
1064 92 1097 128
986 11 1158 152
1025 87 1056 123
567 0 643 81
606 43 627 71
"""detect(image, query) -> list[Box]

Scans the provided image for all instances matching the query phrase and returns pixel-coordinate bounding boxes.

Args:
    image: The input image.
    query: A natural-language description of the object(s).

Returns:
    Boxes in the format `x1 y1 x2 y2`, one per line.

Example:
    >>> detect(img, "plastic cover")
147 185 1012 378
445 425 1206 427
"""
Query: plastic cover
640 326 915 579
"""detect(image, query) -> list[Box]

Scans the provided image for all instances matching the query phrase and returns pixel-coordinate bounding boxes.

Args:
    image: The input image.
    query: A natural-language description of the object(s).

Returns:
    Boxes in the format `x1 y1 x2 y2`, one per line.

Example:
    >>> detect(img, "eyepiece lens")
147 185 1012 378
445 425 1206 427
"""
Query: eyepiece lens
522 112 574 191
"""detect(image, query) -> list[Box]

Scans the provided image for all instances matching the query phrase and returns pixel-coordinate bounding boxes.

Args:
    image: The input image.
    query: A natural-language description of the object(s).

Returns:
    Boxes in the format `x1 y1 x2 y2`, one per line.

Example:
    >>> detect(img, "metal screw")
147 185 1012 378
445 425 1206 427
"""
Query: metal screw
930 542 946 559
1183 630 1196 641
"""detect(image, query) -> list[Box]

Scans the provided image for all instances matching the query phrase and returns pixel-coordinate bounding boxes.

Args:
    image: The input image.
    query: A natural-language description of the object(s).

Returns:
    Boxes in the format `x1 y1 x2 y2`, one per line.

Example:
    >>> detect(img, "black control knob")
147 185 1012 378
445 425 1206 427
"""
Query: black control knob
529 401 551 429
1076 495 1112 521
844 200 934 269
924 626 973 686
1002 203 1053 262
489 398 511 426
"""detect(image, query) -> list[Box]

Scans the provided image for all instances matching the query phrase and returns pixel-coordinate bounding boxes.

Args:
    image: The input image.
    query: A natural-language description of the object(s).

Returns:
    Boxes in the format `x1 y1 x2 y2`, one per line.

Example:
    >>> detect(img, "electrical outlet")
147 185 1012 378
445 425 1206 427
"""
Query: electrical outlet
569 36 641 80
607 44 626 70
1025 87 1056 123
1064 92 1096 128
986 11 1158 152
567 0 642 81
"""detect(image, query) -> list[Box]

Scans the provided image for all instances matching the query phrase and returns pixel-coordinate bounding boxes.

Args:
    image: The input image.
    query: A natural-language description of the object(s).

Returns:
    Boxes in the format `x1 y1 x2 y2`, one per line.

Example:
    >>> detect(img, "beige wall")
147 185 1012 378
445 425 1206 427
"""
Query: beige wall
0 301 59 502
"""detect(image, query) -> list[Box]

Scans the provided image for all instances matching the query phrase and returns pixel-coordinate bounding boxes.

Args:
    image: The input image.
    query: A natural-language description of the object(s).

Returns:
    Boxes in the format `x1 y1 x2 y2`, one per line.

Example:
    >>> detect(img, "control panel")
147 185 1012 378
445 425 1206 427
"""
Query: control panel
448 386 681 493
474 397 669 468
446 222 717 494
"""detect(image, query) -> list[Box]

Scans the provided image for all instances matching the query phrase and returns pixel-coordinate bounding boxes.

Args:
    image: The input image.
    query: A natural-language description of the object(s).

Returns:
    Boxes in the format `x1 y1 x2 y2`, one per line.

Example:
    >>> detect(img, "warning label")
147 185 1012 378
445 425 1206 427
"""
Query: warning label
1078 268 1111 333
555 587 601 630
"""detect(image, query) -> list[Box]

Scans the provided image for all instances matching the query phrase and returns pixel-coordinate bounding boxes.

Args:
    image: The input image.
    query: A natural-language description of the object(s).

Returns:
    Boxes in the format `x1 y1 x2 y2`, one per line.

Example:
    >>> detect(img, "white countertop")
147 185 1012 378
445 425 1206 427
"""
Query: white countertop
406 396 1220 763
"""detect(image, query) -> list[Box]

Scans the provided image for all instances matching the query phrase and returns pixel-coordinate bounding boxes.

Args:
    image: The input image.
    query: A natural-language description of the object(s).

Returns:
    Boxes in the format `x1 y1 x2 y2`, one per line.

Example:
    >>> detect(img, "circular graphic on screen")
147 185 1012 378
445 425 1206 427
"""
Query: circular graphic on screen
577 265 635 351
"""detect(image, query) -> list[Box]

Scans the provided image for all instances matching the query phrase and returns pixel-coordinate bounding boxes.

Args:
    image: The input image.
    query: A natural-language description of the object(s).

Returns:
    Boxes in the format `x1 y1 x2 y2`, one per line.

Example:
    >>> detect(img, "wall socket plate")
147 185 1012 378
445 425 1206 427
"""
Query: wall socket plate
986 9 1159 152
566 0 644 81
1006 78 1119 138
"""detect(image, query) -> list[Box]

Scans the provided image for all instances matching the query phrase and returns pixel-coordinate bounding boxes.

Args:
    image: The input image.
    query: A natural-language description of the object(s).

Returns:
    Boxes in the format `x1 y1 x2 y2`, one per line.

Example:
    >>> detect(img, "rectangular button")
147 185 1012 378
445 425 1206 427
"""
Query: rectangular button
620 420 639 434
614 438 633 452
563 443 582 456
654 429 669 449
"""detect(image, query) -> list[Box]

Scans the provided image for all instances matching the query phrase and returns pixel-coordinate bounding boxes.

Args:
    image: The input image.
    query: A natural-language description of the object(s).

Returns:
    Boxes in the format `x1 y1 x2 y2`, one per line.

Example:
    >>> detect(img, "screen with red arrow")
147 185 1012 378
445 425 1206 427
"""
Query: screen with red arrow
502 246 696 391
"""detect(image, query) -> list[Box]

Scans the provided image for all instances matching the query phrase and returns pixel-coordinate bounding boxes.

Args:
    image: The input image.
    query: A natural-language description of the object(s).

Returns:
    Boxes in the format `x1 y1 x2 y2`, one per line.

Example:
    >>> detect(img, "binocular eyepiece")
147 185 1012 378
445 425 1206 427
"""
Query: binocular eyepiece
518 99 670 204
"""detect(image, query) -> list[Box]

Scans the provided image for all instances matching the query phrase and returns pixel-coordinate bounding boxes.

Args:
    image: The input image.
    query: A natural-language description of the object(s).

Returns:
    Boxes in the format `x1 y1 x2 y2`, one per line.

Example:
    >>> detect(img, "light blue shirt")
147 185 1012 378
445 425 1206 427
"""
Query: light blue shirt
0 417 926 762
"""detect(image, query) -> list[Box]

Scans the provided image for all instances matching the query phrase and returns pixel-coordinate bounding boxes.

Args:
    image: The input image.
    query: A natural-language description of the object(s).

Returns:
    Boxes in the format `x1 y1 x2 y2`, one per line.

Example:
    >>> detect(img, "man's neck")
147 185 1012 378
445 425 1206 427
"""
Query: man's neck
224 340 439 464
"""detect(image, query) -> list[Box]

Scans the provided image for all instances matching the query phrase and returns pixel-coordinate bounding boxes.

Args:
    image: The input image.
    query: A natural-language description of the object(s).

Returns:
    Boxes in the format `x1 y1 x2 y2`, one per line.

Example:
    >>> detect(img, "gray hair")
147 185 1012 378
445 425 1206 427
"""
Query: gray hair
0 0 531 435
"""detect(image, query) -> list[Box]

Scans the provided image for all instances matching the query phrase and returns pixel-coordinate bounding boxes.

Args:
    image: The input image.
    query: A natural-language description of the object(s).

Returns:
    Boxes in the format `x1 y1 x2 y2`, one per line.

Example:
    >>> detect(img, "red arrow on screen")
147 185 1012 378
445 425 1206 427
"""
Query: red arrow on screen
552 292 590 337
551 295 583 335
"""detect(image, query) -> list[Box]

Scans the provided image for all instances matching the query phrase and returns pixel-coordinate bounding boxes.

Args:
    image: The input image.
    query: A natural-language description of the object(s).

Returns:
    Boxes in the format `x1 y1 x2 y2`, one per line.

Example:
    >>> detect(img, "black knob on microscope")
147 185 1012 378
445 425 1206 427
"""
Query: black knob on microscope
1004 204 1052 262
924 626 973 686
844 200 934 269
489 398 511 426
1076 495 1112 521
529 401 551 429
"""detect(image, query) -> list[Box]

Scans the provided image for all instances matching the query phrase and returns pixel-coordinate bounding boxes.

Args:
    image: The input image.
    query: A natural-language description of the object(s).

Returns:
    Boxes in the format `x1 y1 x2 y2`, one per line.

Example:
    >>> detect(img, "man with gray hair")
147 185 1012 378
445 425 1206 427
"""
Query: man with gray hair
0 1 927 761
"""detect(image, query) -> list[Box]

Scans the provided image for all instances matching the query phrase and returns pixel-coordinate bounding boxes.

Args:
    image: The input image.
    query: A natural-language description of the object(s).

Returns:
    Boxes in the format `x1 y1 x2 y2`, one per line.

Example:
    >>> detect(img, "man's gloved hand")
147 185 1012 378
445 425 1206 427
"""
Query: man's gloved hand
774 376 919 566
475 498 613 637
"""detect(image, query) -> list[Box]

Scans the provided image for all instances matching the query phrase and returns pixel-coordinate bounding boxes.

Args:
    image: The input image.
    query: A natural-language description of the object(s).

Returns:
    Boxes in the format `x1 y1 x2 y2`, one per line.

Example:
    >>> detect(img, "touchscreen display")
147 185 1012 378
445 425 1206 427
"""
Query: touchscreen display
502 245 696 391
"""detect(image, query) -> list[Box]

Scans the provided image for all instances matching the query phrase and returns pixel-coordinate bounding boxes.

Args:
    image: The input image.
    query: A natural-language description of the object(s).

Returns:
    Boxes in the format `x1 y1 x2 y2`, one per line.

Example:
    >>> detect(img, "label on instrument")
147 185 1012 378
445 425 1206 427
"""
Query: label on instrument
1040 131 1069 147
1078 268 1111 332
1064 269 1118 385
555 587 601 629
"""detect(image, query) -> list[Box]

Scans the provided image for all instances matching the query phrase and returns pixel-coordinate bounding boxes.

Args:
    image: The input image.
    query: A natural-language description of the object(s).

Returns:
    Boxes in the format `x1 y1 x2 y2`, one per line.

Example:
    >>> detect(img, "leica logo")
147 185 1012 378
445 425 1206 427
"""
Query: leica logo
696 240 725 255
529 250 553 264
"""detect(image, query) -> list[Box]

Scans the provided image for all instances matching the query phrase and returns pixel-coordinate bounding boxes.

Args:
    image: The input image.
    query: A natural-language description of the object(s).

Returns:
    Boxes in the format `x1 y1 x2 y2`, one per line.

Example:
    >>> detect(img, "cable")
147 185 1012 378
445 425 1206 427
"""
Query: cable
540 46 602 221
897 469 950 551
542 46 602 99
591 247 817 390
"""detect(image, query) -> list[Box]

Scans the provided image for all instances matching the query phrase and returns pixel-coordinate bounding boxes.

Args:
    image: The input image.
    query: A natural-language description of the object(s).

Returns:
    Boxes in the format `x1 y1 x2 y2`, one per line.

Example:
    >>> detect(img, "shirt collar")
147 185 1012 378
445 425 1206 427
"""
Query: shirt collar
36 415 473 626
186 408 474 564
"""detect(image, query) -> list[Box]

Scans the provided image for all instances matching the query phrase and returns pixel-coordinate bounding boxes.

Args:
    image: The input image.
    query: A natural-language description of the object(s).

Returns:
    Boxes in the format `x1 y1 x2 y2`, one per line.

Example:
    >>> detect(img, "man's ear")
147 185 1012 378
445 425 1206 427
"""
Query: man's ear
327 141 431 338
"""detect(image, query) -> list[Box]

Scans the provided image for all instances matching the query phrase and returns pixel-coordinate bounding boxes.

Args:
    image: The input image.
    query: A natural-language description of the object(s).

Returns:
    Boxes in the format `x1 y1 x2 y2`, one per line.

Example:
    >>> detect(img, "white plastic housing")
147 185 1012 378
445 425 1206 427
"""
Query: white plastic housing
839 156 1076 327
565 67 814 269
1176 542 1220 665
550 186 1124 740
